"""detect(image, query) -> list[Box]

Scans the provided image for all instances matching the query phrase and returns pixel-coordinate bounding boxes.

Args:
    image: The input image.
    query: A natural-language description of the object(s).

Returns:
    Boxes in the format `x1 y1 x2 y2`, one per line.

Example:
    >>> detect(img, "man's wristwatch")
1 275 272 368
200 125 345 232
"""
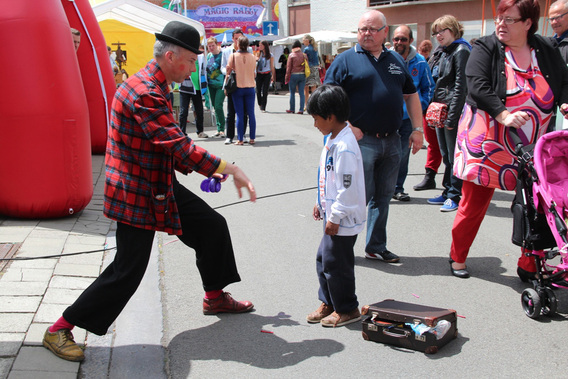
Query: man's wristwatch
412 127 423 132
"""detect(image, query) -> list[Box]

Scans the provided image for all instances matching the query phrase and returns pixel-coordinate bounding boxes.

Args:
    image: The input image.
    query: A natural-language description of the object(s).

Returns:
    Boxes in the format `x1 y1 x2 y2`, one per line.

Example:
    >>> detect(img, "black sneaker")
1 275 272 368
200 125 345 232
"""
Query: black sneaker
365 250 400 263
392 192 410 201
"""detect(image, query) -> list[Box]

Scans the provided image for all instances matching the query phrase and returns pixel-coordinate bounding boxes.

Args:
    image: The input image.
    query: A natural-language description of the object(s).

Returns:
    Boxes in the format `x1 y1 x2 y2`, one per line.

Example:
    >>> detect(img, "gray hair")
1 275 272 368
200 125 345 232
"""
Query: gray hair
154 40 181 58
552 0 568 11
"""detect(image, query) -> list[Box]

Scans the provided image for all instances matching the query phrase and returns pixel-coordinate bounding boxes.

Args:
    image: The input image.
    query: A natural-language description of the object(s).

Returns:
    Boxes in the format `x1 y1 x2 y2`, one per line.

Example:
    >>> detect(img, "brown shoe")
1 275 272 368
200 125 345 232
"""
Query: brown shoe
203 292 254 315
42 328 85 362
307 303 334 323
321 308 361 327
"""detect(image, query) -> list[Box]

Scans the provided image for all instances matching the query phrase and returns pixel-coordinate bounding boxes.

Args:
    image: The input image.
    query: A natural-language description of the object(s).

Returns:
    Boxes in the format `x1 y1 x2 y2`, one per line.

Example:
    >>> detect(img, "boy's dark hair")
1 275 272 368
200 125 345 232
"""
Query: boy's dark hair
292 39 302 49
306 84 350 123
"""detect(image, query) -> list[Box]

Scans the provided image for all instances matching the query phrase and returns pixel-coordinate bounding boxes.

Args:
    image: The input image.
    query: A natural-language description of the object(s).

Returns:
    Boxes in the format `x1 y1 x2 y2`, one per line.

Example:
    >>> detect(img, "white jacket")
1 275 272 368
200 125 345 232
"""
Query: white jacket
317 125 366 236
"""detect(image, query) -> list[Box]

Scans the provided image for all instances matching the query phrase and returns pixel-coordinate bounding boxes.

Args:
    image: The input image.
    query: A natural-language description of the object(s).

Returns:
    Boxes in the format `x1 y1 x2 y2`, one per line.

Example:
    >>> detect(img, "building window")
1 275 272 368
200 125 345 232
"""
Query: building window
369 0 418 6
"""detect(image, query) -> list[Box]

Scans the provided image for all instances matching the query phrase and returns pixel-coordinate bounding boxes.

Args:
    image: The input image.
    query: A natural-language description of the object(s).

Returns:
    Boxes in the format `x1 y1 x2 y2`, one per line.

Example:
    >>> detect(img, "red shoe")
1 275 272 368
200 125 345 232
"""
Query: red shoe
203 292 254 315
286 109 293 113
297 111 304 114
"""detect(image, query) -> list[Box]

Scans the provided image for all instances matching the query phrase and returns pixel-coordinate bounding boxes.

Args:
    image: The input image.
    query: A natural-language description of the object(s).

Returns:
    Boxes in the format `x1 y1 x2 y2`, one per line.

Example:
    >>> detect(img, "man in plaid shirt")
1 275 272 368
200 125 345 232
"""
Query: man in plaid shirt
42 22 257 362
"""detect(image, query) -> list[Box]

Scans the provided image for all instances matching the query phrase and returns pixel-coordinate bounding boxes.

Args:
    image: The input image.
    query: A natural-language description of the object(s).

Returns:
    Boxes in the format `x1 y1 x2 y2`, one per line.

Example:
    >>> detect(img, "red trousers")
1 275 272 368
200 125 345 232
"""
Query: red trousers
424 121 442 172
450 181 535 271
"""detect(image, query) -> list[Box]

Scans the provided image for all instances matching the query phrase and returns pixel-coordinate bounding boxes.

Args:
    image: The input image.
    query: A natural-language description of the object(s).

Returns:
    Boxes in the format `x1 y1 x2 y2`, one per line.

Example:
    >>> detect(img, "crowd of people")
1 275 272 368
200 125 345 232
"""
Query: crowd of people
43 0 568 362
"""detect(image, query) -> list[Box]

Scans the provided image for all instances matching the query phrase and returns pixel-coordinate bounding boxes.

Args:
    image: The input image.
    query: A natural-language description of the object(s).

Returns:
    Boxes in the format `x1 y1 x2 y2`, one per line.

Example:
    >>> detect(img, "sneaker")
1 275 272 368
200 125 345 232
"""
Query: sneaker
307 303 334 323
42 328 85 362
203 292 254 315
213 131 221 137
392 192 410 202
219 132 225 137
286 109 294 113
321 308 361 327
365 250 400 263
197 132 208 138
440 199 458 212
224 138 233 145
427 194 446 205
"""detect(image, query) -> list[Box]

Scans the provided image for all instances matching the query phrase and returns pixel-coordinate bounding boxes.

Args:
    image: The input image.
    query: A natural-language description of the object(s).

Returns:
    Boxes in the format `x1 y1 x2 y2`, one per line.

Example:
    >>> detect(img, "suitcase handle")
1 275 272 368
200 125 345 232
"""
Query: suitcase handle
382 328 410 339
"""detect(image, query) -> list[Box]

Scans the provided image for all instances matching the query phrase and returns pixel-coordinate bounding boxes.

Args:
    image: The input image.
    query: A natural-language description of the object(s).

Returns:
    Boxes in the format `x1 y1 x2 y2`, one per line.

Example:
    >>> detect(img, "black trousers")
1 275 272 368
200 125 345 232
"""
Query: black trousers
180 91 204 134
63 179 241 335
226 93 247 140
255 72 271 110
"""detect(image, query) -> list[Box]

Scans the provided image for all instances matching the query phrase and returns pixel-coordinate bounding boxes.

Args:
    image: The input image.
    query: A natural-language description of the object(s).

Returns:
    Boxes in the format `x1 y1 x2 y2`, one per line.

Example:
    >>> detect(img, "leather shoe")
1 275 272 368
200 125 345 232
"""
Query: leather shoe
449 259 470 278
203 292 254 315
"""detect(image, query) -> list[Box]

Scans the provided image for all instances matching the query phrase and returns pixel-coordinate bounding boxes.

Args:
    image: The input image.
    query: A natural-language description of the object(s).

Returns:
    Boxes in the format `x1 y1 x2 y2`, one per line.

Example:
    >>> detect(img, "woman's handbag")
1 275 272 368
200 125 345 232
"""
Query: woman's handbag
425 102 448 128
225 55 238 94
303 58 311 77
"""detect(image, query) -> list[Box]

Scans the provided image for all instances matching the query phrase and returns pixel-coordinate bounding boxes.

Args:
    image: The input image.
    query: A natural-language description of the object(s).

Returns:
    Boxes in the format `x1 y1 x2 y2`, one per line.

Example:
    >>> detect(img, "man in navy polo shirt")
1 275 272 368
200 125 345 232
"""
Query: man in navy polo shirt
325 10 423 263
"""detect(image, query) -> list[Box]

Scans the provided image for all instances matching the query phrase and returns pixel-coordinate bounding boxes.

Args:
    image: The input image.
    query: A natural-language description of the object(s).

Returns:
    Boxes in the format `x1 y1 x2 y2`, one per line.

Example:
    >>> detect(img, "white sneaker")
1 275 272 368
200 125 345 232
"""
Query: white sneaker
224 138 232 145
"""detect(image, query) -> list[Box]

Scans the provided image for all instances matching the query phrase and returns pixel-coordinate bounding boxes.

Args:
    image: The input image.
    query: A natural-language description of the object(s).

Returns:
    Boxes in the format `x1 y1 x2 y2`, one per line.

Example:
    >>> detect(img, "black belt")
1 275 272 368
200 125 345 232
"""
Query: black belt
365 131 395 138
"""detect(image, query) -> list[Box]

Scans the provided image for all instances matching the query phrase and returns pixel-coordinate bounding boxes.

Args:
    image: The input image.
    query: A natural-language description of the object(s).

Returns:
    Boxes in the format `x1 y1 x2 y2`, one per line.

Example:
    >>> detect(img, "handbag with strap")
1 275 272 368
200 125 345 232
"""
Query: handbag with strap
303 58 311 77
425 102 448 128
225 54 238 94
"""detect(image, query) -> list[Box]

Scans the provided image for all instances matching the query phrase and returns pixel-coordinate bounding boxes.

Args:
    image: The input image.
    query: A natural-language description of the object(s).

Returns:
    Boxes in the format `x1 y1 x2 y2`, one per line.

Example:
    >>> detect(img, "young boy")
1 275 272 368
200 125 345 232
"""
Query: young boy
306 85 366 327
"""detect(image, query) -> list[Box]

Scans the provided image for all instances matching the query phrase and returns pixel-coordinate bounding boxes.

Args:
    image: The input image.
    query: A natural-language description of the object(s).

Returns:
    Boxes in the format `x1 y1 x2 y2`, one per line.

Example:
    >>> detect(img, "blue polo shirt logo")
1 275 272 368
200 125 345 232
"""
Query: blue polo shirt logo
411 67 419 77
388 63 403 75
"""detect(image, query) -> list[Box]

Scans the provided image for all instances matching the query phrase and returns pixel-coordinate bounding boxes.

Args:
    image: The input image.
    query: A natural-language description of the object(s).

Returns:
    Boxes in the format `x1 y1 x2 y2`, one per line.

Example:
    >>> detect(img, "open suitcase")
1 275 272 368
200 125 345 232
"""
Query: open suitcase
361 299 458 354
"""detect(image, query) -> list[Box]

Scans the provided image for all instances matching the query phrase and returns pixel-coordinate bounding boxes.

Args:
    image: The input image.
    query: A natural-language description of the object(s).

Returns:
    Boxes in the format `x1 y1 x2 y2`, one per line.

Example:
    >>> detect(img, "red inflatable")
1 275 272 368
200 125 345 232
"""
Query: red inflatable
62 0 116 154
0 0 93 218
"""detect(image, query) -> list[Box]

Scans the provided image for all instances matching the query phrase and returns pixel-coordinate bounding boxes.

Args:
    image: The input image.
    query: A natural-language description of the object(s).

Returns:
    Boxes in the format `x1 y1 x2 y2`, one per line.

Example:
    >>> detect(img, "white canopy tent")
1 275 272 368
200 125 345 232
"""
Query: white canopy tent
92 0 205 37
273 30 357 46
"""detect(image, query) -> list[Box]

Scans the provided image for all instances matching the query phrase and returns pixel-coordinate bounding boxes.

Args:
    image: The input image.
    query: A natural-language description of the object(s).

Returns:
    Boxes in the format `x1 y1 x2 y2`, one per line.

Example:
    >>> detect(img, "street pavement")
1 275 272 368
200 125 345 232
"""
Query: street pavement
1 93 567 378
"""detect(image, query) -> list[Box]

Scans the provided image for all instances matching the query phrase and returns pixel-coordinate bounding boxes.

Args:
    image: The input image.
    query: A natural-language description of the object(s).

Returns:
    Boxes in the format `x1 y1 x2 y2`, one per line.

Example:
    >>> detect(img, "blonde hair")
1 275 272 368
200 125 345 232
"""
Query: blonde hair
207 37 218 45
303 34 318 51
431 15 464 39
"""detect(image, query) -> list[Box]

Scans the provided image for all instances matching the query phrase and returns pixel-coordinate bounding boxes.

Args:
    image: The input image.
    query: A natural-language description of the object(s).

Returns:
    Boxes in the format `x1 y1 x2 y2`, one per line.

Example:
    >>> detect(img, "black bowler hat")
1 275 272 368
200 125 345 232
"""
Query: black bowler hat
155 21 202 54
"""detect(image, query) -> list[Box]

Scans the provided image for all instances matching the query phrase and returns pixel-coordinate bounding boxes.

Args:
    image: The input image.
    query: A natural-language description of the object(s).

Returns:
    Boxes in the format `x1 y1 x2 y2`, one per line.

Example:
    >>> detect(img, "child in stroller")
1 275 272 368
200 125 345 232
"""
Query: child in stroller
512 129 568 319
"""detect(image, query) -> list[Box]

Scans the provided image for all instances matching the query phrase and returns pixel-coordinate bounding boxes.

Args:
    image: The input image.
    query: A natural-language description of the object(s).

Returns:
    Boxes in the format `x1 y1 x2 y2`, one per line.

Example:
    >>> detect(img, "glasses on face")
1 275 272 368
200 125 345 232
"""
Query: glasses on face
393 37 408 42
358 25 386 35
431 28 450 37
549 10 568 22
494 15 522 25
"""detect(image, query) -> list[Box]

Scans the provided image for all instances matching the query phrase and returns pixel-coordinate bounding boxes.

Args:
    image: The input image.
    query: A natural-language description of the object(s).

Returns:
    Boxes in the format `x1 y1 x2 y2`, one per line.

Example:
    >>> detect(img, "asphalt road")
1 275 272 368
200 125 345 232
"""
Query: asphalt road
119 94 568 378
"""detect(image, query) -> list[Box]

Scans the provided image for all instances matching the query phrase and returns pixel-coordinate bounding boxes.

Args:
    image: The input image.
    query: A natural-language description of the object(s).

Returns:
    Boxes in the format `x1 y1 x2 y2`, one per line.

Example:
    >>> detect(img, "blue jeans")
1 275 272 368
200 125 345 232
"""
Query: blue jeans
395 118 412 193
288 73 305 112
436 126 462 202
359 133 401 254
316 234 358 313
232 87 256 141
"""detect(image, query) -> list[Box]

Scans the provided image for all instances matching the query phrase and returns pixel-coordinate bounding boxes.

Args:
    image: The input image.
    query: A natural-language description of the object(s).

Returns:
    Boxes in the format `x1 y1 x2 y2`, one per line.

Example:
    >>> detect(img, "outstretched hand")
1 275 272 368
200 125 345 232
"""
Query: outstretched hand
222 163 256 202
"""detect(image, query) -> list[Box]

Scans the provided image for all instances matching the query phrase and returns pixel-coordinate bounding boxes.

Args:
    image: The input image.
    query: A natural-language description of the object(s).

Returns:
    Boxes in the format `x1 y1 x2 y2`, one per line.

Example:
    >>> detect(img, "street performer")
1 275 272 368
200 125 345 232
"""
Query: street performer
42 21 256 362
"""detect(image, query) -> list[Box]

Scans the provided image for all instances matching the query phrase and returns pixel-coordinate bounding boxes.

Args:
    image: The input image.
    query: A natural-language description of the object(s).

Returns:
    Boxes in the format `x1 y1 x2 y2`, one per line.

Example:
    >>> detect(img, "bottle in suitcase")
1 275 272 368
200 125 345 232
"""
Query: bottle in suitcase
361 299 458 354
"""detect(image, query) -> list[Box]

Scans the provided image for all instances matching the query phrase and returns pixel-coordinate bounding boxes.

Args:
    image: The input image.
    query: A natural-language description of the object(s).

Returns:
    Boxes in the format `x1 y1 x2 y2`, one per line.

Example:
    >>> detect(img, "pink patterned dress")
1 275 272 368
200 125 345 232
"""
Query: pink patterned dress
454 47 554 191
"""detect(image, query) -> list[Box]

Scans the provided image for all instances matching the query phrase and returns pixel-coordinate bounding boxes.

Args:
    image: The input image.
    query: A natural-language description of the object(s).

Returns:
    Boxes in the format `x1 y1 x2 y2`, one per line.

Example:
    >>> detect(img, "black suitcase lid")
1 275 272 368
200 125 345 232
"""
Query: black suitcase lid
362 299 456 327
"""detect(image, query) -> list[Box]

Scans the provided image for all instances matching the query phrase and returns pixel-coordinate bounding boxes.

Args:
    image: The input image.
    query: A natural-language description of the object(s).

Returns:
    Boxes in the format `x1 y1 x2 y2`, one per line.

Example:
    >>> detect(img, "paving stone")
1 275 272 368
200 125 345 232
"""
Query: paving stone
1 269 53 283
0 282 46 296
48 276 95 290
10 346 79 373
65 234 106 247
0 358 15 378
57 251 104 265
34 304 69 324
0 314 34 333
0 297 42 313
0 227 33 244
8 371 77 379
36 219 76 230
42 288 84 305
26 230 69 240
53 264 100 278
0 333 24 356
8 259 57 270
17 239 65 258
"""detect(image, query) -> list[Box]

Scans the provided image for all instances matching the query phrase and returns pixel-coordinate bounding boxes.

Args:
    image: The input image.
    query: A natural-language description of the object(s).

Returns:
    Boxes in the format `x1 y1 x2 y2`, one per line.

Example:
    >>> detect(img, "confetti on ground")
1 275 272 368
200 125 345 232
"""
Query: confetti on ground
457 314 466 319
411 293 420 298
260 329 274 334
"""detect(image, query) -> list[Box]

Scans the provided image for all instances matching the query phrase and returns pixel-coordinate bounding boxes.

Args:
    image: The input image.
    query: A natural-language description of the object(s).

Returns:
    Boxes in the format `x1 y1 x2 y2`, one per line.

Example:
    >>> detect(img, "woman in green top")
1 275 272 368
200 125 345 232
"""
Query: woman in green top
206 37 226 137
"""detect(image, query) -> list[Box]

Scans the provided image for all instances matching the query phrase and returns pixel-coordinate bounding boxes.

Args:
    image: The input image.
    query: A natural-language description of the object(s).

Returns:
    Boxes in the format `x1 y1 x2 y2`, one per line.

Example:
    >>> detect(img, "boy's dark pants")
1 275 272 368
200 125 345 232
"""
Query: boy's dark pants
316 234 358 314
63 180 241 335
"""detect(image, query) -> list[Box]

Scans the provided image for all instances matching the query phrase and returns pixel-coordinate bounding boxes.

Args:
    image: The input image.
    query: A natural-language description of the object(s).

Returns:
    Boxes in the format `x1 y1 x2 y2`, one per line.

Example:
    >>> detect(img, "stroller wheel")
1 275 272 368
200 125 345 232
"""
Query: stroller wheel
540 288 558 317
521 288 542 319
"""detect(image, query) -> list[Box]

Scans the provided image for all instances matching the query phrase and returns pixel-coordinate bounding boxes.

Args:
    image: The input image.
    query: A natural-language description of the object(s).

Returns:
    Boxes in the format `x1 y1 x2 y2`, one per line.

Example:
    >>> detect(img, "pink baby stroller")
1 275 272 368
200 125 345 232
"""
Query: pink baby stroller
511 129 568 319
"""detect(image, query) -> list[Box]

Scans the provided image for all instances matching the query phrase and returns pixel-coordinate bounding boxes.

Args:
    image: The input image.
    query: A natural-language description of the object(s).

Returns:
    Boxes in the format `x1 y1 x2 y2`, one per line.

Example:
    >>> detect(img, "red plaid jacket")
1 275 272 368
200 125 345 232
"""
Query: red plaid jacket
104 60 222 235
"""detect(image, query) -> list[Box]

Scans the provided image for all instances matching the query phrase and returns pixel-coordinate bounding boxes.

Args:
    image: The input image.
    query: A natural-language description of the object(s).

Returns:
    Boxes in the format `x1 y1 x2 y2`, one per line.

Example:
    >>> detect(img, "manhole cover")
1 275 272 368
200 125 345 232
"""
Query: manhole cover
0 243 21 273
